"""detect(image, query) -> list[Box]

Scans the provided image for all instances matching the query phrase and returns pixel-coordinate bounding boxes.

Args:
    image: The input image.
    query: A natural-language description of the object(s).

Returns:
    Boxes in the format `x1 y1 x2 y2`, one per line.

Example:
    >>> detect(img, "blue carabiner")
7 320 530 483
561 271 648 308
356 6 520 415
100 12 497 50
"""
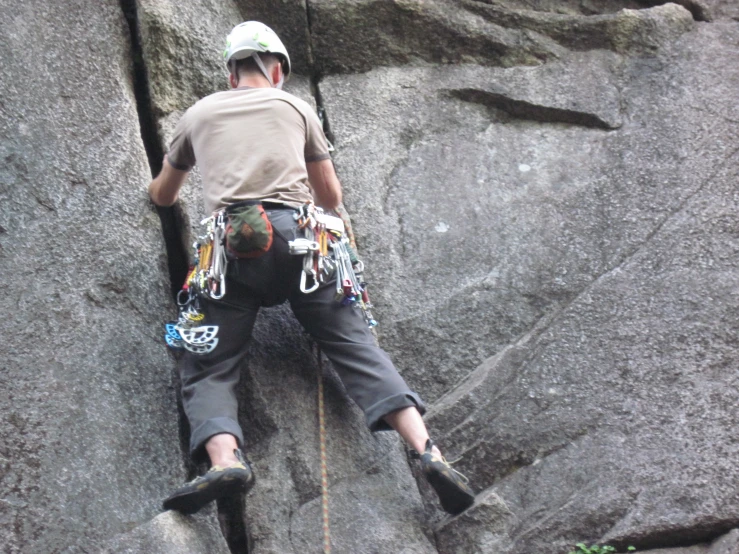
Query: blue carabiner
165 323 182 340
165 334 184 350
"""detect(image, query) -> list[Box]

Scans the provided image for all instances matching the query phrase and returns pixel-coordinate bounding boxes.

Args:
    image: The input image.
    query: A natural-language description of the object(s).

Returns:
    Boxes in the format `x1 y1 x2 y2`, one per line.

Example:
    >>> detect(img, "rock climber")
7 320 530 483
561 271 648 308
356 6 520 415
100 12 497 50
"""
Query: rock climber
148 21 475 517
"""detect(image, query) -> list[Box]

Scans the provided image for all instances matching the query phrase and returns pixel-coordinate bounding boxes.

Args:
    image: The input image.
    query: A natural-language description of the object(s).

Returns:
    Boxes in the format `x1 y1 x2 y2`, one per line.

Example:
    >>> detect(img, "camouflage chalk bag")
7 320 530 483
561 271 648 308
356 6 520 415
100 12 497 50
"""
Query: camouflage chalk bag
225 201 273 258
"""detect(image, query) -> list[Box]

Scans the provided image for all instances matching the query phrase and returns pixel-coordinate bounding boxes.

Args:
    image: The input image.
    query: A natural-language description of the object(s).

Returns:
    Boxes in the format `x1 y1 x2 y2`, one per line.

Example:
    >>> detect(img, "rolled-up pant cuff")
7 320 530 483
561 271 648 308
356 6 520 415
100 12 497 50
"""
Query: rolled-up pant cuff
366 391 426 432
189 417 245 462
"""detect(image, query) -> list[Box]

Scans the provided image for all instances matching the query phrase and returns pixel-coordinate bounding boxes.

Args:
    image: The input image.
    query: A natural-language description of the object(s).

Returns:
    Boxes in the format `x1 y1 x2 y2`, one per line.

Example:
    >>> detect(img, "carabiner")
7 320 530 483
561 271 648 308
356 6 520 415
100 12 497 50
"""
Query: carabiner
210 274 226 300
300 269 320 294
177 289 192 307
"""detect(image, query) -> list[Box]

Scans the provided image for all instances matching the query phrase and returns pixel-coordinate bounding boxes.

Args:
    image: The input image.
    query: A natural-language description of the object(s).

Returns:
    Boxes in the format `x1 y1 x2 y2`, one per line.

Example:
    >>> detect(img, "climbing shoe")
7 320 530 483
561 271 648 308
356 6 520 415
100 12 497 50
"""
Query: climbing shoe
419 439 475 515
162 449 254 514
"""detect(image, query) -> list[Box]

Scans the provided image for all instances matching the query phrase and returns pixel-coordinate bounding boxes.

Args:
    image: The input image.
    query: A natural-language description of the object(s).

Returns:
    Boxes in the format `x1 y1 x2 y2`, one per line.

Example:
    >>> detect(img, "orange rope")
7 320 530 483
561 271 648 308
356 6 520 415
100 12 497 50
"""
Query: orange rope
316 347 331 554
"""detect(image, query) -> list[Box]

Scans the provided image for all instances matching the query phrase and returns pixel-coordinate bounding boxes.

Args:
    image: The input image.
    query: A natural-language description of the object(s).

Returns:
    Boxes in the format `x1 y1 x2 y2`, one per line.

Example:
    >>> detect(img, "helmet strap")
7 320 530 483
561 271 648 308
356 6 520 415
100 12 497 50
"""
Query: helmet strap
251 53 275 87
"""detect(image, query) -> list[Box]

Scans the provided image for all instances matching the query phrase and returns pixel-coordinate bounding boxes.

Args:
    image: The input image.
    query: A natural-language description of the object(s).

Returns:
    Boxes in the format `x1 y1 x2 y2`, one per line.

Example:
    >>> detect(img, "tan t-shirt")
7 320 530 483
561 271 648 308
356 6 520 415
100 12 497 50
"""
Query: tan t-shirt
167 87 331 213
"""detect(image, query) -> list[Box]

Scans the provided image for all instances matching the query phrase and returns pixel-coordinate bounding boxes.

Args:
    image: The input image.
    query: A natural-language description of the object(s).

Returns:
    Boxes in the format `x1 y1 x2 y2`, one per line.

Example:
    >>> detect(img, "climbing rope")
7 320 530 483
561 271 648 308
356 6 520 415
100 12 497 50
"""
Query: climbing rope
316 345 331 554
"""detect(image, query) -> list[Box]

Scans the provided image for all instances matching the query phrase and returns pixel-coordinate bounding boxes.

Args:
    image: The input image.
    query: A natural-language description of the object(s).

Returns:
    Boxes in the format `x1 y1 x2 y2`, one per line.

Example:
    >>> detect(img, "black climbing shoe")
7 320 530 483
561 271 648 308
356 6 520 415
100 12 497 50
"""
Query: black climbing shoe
162 449 254 514
419 439 475 515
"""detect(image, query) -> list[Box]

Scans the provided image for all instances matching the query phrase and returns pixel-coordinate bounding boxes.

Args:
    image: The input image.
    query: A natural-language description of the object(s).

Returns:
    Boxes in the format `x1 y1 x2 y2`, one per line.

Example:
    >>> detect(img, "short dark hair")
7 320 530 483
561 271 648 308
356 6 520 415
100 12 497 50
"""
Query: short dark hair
230 53 282 81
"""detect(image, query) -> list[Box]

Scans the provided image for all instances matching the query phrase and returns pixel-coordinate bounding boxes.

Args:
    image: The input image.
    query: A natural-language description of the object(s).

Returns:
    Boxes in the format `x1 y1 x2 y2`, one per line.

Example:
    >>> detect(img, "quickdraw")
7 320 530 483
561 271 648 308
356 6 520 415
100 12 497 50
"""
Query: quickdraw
291 203 377 328
164 212 228 354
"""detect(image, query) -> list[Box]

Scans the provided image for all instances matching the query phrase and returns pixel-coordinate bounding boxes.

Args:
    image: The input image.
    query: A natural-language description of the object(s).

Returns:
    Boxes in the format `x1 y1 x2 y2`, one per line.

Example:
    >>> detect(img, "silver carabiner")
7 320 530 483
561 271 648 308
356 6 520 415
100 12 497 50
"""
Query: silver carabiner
300 269 320 294
210 274 226 300
177 289 192 307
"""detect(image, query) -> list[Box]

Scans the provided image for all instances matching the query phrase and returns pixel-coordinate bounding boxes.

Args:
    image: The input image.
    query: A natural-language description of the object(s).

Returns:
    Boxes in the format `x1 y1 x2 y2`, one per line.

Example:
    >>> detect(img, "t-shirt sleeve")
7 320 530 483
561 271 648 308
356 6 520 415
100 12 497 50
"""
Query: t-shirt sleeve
167 110 196 171
304 110 331 163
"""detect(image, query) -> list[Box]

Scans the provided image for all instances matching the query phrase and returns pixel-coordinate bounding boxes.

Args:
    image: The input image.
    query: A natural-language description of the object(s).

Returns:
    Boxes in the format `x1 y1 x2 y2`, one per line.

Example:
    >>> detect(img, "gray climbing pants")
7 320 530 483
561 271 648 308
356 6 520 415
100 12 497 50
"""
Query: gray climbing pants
179 207 425 462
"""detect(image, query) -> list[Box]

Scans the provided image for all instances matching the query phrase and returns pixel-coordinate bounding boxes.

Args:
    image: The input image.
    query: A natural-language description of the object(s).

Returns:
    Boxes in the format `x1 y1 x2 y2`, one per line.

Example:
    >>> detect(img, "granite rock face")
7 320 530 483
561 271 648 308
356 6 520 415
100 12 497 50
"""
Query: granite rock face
318 3 739 553
101 509 231 554
4 0 739 553
309 0 694 74
136 0 242 119
433 490 512 554
0 0 184 552
619 529 739 554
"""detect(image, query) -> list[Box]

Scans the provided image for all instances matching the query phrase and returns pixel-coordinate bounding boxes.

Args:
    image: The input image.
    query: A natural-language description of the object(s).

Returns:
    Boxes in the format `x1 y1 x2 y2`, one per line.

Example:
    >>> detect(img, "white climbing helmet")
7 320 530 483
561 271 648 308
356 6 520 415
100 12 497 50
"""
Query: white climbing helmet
223 21 291 86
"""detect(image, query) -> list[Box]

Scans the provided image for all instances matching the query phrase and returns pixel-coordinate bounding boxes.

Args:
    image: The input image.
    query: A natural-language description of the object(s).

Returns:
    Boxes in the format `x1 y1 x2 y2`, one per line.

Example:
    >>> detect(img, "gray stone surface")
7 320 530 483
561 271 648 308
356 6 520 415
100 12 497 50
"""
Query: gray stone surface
136 0 241 117
0 0 184 552
642 547 709 554
419 24 738 554
288 436 436 554
102 509 231 554
709 530 739 554
309 1 694 74
635 528 739 554
5 0 738 552
700 0 739 21
135 0 315 119
319 52 634 403
320 7 739 554
434 489 513 554
321 22 739 402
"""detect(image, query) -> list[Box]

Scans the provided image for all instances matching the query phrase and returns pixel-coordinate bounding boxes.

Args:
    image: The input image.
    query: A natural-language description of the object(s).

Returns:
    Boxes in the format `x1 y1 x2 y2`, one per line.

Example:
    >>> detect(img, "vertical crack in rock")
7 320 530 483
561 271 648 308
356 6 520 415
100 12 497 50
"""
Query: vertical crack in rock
120 0 163 172
216 494 252 554
120 0 189 301
304 0 316 71
311 77 336 148
119 3 237 553
305 1 335 147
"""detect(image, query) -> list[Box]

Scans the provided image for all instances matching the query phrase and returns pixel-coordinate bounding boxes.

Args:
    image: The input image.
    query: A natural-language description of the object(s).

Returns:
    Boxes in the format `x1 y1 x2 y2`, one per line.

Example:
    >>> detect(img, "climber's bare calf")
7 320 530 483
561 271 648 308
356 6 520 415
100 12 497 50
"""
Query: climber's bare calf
205 433 240 467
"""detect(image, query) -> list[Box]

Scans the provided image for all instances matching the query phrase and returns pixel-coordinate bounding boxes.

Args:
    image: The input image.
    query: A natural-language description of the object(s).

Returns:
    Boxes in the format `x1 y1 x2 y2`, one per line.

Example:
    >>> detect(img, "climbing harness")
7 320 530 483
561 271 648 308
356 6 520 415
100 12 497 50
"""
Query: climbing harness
165 202 377 351
315 344 331 554
164 212 229 354
290 202 377 328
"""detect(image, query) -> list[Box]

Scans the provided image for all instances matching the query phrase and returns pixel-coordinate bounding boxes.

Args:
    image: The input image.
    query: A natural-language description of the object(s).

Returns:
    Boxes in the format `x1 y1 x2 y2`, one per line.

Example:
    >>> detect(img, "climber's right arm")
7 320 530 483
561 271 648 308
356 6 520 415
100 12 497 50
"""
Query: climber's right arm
149 155 189 207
